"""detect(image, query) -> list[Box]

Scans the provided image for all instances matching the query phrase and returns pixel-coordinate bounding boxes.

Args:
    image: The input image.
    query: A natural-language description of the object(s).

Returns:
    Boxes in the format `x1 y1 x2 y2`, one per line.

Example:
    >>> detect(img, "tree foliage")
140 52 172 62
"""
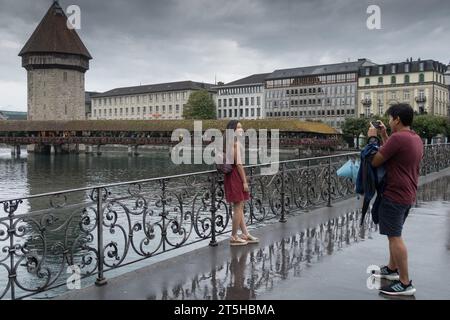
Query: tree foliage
183 90 216 120
342 114 450 146
411 115 448 143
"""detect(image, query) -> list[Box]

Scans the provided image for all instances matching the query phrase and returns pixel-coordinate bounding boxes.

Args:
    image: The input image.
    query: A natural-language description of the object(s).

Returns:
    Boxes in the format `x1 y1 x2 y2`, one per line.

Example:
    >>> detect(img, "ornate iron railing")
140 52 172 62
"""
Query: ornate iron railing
0 144 449 299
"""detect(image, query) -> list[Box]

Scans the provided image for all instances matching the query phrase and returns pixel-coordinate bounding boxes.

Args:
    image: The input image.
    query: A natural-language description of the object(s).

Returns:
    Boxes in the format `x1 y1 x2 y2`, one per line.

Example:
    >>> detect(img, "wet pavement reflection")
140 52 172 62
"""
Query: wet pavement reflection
416 174 450 203
148 210 377 300
147 175 450 300
416 175 450 251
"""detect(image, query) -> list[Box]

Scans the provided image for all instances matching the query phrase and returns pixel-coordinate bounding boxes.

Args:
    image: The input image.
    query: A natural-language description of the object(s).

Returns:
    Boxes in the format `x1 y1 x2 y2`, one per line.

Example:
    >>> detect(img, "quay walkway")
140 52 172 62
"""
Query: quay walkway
57 169 450 300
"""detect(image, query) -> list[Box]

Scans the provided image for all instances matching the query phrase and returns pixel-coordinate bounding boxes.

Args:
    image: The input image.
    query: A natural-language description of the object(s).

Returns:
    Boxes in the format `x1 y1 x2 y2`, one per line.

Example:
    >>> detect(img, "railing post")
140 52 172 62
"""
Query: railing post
209 174 218 247
279 163 287 223
249 167 254 225
161 179 167 252
95 188 107 286
327 157 332 207
6 200 21 299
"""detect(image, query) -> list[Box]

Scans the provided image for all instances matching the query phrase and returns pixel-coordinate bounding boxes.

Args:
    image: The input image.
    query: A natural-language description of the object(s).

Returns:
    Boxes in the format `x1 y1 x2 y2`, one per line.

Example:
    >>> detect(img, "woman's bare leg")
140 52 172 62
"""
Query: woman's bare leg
238 202 249 235
232 202 242 239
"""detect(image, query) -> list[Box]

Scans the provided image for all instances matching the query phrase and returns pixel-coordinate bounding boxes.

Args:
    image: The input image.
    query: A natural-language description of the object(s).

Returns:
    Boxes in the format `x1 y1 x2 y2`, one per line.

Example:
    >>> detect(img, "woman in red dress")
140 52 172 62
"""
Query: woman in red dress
223 120 259 246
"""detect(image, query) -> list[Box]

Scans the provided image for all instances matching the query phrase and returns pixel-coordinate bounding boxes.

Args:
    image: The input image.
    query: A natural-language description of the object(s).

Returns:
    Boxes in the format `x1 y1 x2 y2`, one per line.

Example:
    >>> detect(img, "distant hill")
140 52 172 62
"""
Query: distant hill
0 110 27 120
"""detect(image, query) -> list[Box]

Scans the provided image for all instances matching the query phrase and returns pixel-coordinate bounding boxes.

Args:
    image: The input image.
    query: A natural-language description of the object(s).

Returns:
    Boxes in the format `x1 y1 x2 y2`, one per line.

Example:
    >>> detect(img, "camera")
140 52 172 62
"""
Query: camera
371 120 381 129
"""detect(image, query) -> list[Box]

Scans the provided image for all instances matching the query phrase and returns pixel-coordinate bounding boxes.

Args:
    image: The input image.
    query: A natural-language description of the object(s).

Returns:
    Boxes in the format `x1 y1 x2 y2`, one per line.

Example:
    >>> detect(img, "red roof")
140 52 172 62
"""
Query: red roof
18 1 92 59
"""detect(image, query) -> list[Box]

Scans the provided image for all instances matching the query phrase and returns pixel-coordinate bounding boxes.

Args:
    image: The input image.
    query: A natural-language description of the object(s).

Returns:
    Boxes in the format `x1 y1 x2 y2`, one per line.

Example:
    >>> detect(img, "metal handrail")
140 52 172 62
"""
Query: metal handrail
1 144 448 203
0 151 360 203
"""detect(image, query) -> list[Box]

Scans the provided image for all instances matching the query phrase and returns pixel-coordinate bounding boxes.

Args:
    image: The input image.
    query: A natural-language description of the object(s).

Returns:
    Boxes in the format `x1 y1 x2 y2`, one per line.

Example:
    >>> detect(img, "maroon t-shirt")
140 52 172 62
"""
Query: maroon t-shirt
378 130 424 205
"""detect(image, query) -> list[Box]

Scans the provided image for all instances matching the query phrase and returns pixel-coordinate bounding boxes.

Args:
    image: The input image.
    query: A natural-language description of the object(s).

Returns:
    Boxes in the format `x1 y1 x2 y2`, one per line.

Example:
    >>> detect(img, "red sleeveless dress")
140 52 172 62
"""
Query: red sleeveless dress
224 164 250 203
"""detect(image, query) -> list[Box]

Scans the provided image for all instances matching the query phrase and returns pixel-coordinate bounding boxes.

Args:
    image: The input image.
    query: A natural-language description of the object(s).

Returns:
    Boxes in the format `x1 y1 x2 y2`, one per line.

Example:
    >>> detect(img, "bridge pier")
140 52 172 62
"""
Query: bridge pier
23 144 53 154
61 144 70 153
96 145 102 156
10 145 21 157
50 145 55 155
128 145 140 156
76 144 86 154
85 145 93 154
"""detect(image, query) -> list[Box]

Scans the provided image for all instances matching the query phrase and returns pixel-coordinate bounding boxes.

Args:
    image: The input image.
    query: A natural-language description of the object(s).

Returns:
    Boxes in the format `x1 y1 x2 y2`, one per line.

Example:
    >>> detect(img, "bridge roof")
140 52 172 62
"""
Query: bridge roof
0 120 338 135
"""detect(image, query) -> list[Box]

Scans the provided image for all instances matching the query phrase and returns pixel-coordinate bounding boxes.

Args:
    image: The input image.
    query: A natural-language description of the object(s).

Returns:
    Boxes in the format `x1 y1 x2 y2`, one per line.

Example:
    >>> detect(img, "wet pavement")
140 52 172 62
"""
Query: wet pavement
57 170 450 300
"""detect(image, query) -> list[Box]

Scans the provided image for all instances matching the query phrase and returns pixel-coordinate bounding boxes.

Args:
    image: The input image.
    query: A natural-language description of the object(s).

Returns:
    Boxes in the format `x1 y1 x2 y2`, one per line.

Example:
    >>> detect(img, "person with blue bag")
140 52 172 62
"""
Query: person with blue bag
362 104 423 296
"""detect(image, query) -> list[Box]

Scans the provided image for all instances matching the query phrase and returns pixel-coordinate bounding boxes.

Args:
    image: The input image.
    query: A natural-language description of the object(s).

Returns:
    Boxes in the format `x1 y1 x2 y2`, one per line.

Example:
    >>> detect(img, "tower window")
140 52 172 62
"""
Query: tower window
63 72 67 82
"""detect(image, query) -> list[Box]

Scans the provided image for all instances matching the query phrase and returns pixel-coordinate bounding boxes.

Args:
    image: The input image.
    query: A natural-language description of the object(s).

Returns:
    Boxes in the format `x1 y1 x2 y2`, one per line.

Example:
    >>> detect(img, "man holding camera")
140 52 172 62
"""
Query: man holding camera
367 103 423 296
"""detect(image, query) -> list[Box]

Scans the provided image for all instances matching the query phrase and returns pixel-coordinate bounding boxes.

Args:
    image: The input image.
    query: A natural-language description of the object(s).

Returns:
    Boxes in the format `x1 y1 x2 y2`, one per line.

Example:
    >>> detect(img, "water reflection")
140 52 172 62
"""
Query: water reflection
416 175 450 251
149 209 378 300
416 174 450 203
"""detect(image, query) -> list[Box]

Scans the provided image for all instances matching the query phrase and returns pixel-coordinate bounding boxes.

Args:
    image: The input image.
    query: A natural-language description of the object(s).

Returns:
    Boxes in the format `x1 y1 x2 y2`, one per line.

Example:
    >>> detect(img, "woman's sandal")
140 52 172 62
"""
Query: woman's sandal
240 233 259 244
230 236 248 246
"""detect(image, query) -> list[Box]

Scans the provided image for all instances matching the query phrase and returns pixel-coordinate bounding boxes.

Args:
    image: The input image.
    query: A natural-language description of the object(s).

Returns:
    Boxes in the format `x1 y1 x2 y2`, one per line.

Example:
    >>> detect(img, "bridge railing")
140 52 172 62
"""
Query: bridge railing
0 144 449 299
0 136 339 147
0 136 176 146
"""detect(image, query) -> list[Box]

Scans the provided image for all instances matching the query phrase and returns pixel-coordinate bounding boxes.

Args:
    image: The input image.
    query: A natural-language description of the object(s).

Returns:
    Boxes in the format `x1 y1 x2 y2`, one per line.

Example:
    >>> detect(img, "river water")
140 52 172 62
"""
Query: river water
0 147 301 200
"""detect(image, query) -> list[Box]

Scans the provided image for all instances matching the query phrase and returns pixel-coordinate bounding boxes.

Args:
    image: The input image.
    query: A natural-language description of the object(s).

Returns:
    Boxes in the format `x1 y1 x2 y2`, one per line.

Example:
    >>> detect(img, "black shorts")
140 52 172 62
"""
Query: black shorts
378 196 411 237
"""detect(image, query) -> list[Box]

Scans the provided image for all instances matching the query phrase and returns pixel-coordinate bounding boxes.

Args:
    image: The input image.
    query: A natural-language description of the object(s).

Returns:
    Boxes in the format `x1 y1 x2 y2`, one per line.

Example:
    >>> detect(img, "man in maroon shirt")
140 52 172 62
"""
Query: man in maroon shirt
367 103 423 296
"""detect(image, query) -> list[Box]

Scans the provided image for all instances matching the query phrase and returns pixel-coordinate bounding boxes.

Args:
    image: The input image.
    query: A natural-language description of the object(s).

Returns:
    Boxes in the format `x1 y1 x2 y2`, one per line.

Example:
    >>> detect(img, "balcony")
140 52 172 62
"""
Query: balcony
361 98 372 107
415 96 427 103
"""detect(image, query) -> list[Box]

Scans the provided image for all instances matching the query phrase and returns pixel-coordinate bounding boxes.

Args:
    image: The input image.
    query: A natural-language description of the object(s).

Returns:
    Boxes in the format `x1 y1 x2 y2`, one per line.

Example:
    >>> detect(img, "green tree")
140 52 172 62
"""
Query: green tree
183 90 216 119
412 115 447 143
443 117 450 139
341 118 369 148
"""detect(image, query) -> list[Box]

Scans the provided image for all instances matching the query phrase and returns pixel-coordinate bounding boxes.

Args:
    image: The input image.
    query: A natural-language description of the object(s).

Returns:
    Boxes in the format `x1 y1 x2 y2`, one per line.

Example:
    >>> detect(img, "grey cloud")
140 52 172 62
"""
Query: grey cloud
0 0 449 111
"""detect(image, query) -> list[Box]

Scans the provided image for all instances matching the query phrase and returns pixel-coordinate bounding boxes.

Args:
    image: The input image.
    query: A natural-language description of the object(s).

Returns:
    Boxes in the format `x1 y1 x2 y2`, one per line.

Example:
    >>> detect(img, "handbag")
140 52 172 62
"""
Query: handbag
336 159 360 183
216 151 233 174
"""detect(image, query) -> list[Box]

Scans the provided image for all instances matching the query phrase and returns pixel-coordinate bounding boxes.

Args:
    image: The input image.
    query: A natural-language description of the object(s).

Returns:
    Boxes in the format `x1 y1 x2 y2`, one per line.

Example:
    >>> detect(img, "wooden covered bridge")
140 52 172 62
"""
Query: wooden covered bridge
0 119 341 155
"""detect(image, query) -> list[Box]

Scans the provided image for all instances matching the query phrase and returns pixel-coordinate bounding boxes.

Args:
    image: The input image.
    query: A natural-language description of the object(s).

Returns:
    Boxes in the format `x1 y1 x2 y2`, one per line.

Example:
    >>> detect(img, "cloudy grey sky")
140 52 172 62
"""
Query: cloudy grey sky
0 0 449 111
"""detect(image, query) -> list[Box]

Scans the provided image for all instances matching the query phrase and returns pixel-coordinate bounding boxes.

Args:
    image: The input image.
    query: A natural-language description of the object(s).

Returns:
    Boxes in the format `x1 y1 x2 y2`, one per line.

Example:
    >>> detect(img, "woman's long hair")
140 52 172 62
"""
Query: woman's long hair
223 120 240 162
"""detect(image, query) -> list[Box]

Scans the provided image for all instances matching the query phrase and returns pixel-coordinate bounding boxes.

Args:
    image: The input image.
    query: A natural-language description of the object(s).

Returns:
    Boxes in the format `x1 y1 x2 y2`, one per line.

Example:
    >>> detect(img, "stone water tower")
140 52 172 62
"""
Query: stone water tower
19 1 92 120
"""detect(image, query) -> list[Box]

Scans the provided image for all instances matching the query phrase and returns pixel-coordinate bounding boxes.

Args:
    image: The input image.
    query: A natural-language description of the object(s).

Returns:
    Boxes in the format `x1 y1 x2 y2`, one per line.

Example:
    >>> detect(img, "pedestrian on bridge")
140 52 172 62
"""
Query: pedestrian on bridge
223 120 259 246
367 103 423 296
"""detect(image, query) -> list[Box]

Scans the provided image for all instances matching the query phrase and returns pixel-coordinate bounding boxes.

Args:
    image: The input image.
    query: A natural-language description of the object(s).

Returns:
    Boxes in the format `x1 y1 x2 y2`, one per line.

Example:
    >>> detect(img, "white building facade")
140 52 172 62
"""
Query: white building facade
215 73 269 120
90 81 215 120
264 59 375 129
358 59 449 117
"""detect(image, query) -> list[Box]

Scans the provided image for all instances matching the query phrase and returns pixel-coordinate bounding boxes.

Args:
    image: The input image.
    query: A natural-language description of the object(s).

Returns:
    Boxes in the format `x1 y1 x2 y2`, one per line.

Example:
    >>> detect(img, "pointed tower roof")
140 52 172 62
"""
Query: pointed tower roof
19 1 92 59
